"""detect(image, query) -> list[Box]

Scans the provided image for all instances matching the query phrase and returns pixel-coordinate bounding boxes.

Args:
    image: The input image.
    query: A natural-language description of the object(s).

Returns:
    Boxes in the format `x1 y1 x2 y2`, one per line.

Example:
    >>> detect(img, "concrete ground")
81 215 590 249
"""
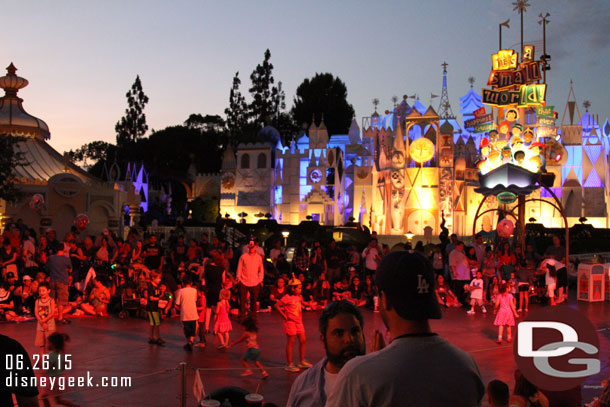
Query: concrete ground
3 289 610 406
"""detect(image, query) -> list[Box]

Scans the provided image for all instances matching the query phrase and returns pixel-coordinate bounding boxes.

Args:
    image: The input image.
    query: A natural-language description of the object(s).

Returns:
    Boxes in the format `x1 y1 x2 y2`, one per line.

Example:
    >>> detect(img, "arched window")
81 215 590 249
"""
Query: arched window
257 153 267 169
241 154 250 169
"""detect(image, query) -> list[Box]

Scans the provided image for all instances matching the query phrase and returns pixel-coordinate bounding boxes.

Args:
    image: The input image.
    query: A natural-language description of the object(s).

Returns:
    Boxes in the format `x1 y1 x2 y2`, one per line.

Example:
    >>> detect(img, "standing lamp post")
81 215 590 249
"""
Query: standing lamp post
405 231 415 244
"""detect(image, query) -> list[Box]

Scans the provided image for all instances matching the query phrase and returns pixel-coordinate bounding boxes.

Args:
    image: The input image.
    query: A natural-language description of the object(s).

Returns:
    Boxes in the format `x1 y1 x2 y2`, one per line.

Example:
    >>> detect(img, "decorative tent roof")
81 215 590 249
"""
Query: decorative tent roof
0 62 96 184
13 137 95 184
0 63 50 140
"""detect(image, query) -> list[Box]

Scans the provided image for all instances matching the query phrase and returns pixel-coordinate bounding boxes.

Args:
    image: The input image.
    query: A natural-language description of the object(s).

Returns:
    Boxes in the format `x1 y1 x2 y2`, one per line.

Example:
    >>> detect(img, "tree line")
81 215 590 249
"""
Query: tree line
0 49 355 221
65 49 354 178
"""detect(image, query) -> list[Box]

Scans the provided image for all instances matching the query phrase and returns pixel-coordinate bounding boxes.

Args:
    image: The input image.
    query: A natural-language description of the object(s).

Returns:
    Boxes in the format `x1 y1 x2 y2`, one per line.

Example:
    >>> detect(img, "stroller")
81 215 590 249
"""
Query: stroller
118 281 147 319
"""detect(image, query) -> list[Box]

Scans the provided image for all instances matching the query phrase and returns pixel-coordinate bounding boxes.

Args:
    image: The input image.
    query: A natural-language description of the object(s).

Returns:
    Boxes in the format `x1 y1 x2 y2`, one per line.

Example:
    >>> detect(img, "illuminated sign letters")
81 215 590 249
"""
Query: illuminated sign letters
487 62 541 88
482 84 546 107
492 49 519 71
537 105 554 118
519 84 546 106
482 88 521 106
522 45 535 62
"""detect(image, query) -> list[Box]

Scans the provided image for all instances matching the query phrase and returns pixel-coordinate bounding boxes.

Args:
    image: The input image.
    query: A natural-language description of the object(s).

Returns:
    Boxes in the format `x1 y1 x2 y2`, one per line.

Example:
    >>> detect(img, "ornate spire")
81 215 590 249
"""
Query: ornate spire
0 63 50 139
0 63 29 97
438 62 455 119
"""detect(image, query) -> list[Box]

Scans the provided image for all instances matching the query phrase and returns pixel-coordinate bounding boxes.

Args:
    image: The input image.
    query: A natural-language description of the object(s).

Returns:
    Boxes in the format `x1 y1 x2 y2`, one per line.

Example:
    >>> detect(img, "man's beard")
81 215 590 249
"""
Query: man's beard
325 342 365 370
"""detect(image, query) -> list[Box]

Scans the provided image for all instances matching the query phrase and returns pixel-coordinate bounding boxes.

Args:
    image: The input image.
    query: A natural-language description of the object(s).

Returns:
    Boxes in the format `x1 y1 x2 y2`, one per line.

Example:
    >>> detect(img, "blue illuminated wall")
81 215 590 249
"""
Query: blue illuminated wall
299 159 312 200
561 146 583 185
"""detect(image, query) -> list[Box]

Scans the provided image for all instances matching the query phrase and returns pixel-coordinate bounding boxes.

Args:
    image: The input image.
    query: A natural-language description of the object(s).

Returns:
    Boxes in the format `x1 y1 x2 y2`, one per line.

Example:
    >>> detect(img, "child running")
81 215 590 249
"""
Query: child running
275 276 311 372
494 283 520 344
175 274 199 351
35 282 56 356
41 333 80 407
214 288 232 349
228 317 269 379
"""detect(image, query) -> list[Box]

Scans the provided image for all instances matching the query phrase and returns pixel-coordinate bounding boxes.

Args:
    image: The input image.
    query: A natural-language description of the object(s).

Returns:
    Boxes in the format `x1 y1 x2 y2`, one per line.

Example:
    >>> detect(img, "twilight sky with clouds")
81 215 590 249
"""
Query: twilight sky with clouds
1 0 609 153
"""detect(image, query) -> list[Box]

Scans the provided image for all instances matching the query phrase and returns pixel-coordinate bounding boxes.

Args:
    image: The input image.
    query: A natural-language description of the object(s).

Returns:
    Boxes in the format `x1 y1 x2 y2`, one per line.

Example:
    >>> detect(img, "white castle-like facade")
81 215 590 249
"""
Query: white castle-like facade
210 75 610 237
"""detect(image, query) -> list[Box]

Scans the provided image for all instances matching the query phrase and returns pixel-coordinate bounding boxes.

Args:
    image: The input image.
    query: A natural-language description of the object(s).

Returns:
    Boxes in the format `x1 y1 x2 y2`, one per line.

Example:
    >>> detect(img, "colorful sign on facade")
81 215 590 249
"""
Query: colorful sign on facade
465 113 494 129
473 107 487 118
537 117 556 127
474 122 495 133
536 105 555 118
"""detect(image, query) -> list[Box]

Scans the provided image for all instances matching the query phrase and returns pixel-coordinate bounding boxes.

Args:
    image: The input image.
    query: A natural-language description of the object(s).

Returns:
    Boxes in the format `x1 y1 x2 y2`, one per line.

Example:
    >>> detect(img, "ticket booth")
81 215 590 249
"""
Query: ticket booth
577 263 605 302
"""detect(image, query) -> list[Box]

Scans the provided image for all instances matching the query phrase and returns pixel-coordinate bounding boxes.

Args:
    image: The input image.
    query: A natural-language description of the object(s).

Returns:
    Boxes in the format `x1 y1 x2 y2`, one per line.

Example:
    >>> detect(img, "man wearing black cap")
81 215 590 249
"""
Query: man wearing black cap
327 251 484 407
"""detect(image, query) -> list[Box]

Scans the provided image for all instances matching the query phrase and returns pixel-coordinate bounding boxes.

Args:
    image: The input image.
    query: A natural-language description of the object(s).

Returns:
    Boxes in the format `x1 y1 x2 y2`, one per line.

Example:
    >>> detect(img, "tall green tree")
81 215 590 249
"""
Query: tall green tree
248 49 286 128
115 75 149 147
291 73 355 136
66 140 115 167
184 114 226 133
0 134 25 201
224 72 250 144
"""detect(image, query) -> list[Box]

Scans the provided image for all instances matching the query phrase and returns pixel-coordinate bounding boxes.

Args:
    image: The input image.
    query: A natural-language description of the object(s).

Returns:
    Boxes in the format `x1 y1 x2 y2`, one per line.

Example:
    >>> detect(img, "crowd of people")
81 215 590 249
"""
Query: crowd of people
438 232 568 343
0 218 596 406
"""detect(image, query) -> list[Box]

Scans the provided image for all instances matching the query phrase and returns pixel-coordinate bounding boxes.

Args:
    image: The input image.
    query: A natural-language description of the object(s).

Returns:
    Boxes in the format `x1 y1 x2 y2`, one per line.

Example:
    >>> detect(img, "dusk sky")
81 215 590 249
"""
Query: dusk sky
2 0 609 154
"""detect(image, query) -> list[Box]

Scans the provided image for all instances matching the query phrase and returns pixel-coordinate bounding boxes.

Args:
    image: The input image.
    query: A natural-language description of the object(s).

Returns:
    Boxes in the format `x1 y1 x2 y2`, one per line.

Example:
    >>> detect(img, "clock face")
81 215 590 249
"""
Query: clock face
409 137 435 164
309 169 323 183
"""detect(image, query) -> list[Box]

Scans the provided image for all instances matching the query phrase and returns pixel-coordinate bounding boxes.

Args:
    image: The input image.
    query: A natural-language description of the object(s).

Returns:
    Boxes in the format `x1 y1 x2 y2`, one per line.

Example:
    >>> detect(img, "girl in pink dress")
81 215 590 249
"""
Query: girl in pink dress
494 283 520 344
214 289 232 349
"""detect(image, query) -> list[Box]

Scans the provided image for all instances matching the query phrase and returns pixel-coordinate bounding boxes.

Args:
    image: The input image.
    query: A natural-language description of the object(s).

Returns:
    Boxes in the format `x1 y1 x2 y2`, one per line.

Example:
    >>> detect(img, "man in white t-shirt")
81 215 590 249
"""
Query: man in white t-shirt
540 258 565 306
237 240 265 320
174 274 199 351
449 241 471 304
362 238 381 275
287 301 365 407
326 251 484 407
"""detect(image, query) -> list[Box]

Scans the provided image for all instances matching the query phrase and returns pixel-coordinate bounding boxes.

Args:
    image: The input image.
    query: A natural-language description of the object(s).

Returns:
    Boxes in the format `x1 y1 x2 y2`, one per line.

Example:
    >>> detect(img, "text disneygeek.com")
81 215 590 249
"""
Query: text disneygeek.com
6 371 132 391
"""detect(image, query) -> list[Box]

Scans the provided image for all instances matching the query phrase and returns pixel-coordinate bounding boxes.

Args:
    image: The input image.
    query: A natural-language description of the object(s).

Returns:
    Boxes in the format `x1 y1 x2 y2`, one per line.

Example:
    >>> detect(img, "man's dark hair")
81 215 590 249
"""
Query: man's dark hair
319 300 364 337
487 380 509 406
182 274 193 286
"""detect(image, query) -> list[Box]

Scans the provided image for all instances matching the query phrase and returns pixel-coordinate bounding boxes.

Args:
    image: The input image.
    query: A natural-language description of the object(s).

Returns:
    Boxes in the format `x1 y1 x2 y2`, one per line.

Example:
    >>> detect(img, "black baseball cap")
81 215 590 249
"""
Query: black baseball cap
376 251 441 320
